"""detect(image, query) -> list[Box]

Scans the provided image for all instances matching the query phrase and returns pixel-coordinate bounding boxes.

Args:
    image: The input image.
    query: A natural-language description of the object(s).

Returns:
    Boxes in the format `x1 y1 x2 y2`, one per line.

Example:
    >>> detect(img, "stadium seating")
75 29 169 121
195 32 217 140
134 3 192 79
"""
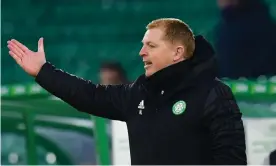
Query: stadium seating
2 0 276 84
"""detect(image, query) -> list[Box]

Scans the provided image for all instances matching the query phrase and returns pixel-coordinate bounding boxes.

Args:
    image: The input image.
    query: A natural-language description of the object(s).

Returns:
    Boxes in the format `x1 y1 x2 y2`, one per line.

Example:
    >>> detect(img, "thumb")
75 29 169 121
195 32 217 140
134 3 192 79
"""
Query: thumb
38 37 44 53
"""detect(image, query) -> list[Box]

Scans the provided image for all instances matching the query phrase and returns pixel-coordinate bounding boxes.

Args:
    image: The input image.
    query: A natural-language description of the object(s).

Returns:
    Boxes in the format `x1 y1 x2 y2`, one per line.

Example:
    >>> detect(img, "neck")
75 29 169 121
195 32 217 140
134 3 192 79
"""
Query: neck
145 60 192 93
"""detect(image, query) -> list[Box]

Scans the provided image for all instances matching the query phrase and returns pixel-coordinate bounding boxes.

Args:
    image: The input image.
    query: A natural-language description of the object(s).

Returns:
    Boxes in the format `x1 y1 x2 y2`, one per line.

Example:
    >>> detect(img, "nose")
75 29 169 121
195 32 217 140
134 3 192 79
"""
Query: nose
139 46 147 57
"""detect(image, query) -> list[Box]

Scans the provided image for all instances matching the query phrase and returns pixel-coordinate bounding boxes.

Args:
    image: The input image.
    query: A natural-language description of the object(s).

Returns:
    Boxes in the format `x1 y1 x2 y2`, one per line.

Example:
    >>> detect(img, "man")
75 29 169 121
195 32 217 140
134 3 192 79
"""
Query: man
99 61 128 85
7 18 247 165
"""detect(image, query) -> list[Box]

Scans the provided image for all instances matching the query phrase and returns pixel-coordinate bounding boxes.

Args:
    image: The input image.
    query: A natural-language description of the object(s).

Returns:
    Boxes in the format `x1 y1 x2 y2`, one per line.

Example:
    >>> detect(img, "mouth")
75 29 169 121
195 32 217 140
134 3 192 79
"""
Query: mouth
144 61 153 69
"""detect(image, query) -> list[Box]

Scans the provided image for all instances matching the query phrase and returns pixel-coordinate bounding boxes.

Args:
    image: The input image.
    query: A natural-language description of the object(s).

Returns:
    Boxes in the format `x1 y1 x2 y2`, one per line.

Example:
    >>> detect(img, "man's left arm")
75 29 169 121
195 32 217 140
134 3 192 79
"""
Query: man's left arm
202 82 247 165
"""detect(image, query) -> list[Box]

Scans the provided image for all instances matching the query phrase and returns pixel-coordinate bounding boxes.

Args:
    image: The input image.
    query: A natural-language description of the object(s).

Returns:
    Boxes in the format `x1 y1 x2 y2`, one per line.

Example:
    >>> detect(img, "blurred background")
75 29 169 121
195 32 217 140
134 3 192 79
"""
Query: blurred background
1 0 276 165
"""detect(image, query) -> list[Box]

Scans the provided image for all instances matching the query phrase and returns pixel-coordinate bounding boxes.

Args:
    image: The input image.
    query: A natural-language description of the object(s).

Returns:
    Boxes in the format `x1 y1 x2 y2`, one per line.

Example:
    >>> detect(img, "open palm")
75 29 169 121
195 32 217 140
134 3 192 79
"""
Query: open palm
7 38 46 77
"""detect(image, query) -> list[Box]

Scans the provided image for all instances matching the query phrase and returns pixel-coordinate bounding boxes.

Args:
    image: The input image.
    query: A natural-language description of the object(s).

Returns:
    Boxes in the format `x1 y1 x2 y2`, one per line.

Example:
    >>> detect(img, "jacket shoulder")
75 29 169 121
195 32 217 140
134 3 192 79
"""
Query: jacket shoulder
204 78 236 108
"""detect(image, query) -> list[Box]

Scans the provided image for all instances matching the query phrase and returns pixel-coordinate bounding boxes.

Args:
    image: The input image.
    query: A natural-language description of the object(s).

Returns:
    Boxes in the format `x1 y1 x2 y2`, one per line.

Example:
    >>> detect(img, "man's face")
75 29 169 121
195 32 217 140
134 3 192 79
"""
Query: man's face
139 28 183 77
100 69 120 85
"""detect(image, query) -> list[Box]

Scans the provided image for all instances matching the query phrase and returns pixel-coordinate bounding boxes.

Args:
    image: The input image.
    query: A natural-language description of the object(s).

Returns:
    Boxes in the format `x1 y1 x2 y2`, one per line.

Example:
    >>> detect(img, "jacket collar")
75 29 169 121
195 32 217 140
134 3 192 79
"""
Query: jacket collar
137 35 218 96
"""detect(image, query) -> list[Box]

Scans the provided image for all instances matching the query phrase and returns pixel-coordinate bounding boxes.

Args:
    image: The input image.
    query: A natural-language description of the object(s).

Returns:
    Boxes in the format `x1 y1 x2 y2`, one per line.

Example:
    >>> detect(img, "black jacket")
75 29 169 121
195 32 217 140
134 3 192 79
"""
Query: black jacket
270 149 276 165
35 35 247 165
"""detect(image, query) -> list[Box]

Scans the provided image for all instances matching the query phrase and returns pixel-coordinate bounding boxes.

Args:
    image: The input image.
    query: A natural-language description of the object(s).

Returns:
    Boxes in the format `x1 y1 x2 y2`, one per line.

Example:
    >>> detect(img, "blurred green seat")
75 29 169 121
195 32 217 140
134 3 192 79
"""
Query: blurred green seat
2 0 276 84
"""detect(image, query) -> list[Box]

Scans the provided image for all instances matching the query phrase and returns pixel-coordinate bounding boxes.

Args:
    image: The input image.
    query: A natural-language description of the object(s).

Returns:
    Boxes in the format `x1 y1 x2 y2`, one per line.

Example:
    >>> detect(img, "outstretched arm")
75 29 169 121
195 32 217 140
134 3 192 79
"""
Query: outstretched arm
7 38 131 121
35 62 131 121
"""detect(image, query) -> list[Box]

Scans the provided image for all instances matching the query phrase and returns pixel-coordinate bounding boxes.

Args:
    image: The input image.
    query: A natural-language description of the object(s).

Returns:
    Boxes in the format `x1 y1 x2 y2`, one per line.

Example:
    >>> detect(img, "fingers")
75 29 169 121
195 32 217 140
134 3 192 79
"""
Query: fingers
7 41 25 59
38 37 44 53
10 39 29 52
9 50 23 66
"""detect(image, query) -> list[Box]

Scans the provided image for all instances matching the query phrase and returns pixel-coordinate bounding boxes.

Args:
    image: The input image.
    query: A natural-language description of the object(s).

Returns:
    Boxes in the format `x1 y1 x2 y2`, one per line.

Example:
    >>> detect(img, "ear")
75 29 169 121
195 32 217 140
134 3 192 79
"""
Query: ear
173 46 185 61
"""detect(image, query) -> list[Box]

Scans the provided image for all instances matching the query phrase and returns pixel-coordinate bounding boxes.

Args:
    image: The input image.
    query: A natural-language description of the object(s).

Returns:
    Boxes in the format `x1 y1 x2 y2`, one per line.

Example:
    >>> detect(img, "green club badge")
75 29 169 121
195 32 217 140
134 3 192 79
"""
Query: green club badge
172 100 186 115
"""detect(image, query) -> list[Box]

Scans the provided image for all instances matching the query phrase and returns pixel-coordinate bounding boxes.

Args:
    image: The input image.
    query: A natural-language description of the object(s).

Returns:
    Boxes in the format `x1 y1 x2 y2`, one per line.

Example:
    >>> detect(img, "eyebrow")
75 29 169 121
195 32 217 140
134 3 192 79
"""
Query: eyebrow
142 41 155 45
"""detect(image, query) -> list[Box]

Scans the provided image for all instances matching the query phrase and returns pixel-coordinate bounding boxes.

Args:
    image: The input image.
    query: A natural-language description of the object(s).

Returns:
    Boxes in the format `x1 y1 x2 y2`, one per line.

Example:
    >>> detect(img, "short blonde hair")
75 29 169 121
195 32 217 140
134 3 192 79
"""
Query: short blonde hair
146 18 195 58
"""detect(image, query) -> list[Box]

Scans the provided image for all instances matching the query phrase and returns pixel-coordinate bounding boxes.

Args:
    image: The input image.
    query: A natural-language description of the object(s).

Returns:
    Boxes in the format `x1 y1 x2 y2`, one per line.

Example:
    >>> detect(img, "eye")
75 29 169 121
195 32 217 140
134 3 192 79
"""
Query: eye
148 44 155 48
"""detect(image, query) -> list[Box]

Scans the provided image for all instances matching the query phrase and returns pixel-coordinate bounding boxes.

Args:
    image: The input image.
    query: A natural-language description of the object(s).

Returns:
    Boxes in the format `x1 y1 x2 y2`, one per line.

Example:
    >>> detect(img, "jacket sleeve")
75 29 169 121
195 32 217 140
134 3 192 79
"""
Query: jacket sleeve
35 62 132 121
202 82 247 165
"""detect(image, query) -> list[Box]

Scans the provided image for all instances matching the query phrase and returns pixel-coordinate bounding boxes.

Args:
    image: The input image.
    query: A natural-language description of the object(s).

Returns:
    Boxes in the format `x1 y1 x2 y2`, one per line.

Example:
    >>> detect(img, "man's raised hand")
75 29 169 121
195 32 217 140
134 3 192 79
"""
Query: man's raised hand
7 38 46 77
